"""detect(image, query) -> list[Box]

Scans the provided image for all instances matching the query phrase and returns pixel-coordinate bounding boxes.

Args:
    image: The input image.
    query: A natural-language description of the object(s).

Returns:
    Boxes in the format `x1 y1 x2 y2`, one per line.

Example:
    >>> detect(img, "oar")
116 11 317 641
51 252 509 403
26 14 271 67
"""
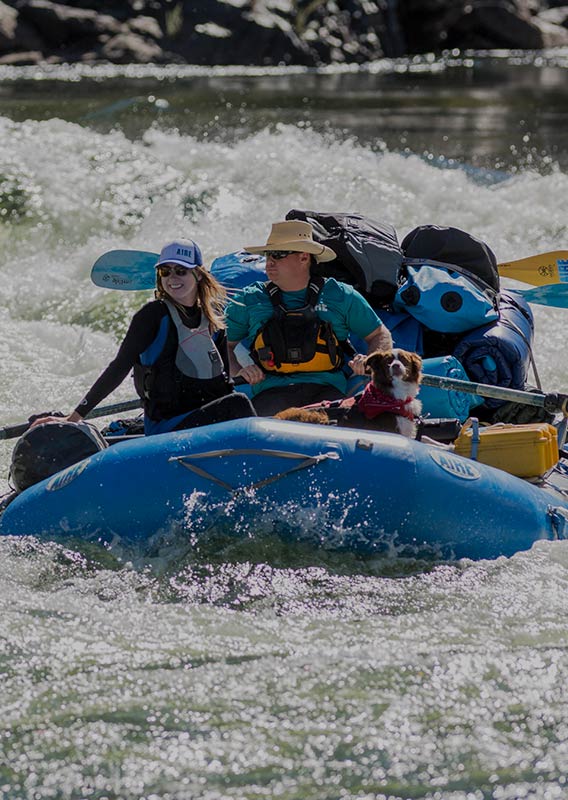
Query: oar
507 283 568 309
0 398 143 441
421 373 568 416
498 250 568 287
90 249 158 291
90 248 568 307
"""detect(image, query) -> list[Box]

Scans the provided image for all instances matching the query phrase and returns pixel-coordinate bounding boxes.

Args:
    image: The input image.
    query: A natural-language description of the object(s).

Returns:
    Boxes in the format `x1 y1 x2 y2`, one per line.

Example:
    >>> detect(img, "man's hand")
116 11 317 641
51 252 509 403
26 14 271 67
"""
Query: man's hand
237 365 266 385
228 341 266 385
347 354 368 376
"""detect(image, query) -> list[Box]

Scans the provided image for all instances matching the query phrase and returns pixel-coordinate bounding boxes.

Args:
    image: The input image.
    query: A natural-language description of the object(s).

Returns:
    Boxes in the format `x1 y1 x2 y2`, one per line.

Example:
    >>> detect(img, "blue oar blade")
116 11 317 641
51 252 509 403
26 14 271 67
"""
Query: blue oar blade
91 250 158 290
508 284 568 308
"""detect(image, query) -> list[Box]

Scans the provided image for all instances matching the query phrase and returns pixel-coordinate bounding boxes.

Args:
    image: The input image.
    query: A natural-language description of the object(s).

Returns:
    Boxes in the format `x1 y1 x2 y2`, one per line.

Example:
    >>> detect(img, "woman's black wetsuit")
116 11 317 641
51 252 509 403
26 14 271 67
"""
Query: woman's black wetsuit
74 300 255 434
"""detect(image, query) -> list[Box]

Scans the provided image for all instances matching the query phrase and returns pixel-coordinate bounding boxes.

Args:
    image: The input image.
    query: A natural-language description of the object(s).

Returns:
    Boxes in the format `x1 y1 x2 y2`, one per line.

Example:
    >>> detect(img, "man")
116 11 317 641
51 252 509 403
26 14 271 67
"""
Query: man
226 220 393 415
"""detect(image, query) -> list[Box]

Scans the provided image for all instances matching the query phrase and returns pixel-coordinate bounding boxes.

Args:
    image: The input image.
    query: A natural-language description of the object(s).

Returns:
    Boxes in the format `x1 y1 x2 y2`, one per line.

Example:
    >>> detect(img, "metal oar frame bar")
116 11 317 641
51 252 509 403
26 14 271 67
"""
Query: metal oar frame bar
421 374 568 416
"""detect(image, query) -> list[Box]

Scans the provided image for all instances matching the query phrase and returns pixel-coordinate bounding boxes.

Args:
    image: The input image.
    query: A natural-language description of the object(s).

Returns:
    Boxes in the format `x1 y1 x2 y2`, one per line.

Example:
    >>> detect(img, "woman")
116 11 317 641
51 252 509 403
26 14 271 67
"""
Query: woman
33 238 256 434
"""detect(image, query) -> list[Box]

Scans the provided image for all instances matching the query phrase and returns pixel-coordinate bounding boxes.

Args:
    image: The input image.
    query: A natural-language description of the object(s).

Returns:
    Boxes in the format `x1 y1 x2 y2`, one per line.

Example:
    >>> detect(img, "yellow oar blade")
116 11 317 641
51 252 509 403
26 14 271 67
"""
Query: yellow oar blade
498 251 568 286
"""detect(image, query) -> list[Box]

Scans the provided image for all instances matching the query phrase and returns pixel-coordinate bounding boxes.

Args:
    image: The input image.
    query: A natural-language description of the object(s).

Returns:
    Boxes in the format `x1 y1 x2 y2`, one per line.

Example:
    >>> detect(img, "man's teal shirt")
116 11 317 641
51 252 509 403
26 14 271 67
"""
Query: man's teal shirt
226 278 383 396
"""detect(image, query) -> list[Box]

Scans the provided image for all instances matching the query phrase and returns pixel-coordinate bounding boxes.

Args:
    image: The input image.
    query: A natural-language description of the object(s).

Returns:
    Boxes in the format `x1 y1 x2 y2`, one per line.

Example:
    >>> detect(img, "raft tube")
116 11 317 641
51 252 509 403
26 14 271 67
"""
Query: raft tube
1 418 567 561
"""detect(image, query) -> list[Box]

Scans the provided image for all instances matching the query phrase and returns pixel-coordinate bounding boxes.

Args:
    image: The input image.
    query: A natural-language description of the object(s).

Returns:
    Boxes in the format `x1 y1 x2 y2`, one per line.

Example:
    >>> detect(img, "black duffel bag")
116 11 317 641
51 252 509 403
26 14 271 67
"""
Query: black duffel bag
401 224 500 292
286 209 404 306
10 420 107 493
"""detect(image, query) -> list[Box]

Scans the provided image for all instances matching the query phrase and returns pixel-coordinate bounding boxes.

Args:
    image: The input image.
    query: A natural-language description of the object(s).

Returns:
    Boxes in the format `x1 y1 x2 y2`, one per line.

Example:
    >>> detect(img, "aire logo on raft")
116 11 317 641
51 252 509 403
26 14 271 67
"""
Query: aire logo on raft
429 450 481 480
46 459 91 492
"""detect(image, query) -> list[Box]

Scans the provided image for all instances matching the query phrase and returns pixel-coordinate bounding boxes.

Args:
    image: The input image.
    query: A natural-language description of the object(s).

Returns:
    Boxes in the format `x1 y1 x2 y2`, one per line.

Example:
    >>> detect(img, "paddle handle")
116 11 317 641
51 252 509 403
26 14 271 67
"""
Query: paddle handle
0 399 143 441
0 378 248 441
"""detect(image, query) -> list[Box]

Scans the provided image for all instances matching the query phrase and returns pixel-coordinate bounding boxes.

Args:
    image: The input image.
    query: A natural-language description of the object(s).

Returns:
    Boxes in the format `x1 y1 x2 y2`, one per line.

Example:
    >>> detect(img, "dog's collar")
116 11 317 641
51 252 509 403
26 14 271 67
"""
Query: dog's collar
357 383 416 420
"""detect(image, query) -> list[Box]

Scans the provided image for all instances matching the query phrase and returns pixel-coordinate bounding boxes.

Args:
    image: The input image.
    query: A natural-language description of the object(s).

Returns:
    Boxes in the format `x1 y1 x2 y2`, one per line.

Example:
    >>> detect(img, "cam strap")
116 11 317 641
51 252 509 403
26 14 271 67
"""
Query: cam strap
169 447 340 495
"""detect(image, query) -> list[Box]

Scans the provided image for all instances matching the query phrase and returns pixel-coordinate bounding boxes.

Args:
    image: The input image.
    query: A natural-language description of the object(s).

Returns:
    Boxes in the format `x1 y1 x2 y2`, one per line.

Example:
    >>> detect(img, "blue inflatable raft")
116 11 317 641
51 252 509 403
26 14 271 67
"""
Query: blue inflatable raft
1 417 567 561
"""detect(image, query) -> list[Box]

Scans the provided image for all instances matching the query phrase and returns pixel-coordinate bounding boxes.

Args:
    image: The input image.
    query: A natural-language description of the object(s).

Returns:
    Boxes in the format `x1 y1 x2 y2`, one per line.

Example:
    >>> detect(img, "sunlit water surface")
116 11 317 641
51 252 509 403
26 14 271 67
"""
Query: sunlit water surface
1 54 568 799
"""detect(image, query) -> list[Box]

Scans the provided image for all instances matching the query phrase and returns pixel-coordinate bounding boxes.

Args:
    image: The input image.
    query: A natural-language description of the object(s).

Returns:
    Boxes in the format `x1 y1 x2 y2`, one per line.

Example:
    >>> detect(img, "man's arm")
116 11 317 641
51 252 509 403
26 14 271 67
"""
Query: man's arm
348 325 393 375
228 341 265 385
364 324 393 353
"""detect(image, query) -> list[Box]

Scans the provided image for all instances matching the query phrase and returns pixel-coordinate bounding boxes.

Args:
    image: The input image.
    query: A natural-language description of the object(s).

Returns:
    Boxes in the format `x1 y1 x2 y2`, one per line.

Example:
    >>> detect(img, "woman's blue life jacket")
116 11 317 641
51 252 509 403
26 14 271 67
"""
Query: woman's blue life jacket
132 300 232 421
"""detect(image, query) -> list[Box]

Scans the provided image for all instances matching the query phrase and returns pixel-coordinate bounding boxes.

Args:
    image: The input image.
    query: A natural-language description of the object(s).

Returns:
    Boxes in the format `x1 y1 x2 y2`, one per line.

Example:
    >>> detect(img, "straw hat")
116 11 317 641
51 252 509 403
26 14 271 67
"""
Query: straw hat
245 221 336 263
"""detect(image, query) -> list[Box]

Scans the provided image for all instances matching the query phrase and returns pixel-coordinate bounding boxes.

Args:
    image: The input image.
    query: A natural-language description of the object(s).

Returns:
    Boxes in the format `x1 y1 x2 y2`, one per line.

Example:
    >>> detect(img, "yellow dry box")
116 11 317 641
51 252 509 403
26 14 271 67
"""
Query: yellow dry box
453 418 559 478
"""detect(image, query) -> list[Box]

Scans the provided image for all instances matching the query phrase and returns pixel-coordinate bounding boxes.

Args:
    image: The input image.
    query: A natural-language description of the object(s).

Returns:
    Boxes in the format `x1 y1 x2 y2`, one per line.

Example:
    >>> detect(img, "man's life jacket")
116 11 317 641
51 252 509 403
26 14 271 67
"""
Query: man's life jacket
251 277 348 374
133 300 231 420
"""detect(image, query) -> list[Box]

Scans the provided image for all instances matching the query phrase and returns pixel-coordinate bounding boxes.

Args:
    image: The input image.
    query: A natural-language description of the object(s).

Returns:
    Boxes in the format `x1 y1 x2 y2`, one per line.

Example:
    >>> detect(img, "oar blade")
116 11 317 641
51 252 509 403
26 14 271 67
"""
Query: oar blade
91 250 158 290
508 283 568 309
498 251 568 287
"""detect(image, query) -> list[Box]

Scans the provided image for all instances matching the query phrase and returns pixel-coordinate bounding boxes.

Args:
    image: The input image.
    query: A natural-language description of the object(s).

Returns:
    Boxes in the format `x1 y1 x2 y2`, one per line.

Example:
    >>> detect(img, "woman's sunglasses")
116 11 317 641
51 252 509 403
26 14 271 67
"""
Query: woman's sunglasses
263 250 294 260
157 265 192 278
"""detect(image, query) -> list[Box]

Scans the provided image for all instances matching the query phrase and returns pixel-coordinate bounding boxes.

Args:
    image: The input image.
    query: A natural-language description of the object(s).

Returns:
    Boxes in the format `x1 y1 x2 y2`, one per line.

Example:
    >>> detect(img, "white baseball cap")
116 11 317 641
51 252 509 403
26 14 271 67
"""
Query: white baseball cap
155 238 203 269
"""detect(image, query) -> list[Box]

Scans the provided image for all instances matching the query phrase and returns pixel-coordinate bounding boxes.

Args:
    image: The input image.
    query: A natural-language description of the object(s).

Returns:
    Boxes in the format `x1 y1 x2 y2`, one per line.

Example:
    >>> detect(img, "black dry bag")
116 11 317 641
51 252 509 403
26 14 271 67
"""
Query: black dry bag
286 209 404 305
10 421 107 493
401 225 500 292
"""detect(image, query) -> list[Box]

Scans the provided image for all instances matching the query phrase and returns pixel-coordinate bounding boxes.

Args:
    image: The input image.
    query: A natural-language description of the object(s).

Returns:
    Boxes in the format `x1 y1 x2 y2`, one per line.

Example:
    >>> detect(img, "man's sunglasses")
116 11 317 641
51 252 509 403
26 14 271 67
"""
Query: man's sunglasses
263 250 294 260
157 265 192 278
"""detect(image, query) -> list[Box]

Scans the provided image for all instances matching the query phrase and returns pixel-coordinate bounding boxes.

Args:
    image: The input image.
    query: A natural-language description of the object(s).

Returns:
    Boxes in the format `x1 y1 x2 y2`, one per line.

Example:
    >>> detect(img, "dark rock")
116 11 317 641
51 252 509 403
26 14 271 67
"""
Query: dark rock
0 0 561 67
299 0 399 62
16 0 123 46
397 0 544 52
165 0 395 66
166 0 316 66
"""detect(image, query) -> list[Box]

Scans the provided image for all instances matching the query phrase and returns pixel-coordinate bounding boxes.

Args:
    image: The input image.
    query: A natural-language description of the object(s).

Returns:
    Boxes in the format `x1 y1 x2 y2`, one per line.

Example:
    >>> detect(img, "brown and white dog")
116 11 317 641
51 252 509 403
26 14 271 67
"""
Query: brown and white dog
341 348 423 437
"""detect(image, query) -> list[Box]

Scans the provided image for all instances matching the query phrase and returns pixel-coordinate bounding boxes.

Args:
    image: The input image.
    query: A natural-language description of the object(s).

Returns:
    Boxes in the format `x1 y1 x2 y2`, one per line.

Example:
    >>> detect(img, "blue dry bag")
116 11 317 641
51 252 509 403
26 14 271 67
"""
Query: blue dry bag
393 261 499 334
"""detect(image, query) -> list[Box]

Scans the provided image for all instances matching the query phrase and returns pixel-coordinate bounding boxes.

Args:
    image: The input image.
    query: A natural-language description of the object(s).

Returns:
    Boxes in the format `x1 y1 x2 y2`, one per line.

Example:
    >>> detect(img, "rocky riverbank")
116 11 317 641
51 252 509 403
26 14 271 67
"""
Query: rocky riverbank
1 0 568 68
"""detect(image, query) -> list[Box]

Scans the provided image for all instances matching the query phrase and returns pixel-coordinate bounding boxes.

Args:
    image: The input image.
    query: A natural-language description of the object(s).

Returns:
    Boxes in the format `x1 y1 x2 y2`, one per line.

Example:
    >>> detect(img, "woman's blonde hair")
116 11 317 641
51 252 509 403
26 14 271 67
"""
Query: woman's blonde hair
155 266 227 331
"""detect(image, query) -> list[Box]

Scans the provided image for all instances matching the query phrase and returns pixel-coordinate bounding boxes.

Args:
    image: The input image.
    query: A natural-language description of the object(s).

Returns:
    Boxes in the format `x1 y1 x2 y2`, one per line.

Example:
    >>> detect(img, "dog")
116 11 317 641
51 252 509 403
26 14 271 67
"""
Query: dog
274 407 331 425
341 348 423 437
273 349 423 437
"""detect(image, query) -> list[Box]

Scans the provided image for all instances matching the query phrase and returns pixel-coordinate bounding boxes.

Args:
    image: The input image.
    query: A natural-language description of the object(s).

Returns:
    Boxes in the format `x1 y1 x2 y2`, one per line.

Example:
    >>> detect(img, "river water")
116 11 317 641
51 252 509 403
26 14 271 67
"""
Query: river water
1 53 568 799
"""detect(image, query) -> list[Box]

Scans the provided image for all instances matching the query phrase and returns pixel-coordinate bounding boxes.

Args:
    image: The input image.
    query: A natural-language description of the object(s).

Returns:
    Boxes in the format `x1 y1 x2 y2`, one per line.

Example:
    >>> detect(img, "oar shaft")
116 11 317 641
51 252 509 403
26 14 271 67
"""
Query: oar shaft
0 399 142 441
422 374 568 414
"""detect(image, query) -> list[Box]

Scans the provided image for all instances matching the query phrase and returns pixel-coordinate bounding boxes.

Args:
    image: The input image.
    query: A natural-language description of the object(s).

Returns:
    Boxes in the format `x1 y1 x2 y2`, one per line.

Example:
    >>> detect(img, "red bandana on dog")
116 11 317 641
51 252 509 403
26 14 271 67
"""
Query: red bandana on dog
357 383 416 420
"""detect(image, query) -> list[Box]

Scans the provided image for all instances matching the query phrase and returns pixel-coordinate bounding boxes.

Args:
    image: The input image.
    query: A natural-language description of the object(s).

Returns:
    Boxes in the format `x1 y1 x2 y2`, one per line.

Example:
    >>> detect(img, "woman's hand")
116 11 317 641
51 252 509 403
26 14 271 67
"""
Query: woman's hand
237 365 266 385
30 411 82 429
